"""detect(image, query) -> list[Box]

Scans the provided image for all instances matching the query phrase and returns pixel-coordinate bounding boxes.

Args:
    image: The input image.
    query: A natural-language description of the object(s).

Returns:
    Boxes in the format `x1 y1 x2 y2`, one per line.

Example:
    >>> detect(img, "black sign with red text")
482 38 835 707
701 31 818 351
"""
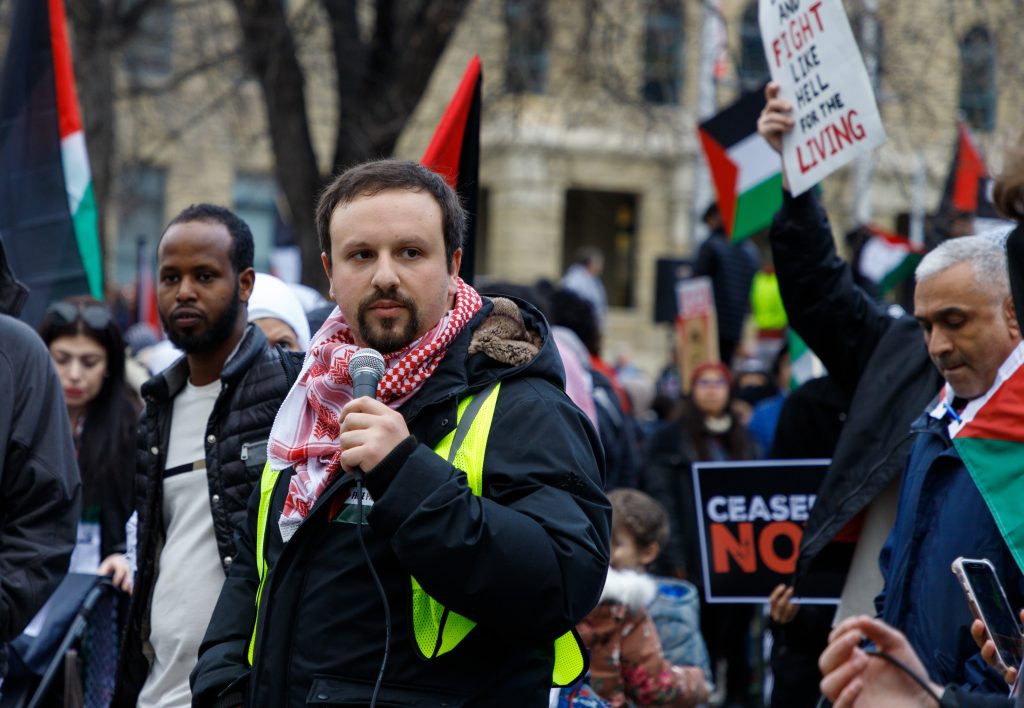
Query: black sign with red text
693 459 844 604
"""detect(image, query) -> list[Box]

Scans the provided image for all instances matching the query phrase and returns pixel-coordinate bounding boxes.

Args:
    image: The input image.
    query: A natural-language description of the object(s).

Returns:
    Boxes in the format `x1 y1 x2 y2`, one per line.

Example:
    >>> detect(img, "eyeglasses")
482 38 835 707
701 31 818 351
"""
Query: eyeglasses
694 377 729 389
46 302 113 330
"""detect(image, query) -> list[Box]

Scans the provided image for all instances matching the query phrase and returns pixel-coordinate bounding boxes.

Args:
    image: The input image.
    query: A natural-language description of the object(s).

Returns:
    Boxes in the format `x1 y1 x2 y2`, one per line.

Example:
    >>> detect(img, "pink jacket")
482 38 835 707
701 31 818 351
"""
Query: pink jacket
577 569 709 707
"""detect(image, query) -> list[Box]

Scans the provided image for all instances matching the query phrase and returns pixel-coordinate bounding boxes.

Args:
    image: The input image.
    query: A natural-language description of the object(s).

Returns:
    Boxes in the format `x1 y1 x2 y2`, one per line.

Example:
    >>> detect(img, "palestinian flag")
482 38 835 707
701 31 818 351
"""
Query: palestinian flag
698 88 783 242
788 329 824 390
422 55 481 284
942 341 1024 574
0 0 102 324
939 120 1000 221
857 225 923 295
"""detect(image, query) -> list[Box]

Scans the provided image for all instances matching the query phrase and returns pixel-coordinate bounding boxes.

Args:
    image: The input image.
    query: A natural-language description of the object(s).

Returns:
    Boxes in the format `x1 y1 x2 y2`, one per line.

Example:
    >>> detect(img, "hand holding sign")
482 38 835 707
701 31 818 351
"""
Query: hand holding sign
757 83 794 187
758 0 886 196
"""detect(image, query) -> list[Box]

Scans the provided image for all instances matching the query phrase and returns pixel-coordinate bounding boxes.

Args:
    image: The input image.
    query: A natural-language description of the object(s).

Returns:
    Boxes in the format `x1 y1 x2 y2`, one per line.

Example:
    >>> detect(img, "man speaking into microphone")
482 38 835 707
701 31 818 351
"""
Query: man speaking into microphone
191 160 610 707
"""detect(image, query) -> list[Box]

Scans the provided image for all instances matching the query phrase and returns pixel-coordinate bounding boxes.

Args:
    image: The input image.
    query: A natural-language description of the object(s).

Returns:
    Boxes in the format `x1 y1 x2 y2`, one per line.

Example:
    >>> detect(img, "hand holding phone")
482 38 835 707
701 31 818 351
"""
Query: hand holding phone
952 557 1024 683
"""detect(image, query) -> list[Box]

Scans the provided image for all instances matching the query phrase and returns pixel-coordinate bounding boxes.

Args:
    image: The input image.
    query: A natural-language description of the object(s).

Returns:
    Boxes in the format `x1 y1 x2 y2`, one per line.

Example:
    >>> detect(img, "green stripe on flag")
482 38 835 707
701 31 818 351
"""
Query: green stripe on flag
878 252 921 295
955 436 1024 575
731 174 783 241
788 329 823 389
71 182 103 298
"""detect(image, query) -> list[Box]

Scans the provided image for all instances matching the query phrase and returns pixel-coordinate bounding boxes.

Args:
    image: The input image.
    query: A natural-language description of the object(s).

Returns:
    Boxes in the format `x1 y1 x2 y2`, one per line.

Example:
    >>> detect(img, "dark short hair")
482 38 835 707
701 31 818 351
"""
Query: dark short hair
608 488 670 550
702 202 720 224
316 159 465 267
570 246 603 268
162 204 254 274
550 287 599 355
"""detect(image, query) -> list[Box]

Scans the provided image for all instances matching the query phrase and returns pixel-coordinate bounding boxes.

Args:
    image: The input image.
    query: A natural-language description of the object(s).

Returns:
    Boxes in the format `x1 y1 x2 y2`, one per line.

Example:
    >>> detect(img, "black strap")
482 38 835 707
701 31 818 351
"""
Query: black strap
277 345 301 387
446 382 499 464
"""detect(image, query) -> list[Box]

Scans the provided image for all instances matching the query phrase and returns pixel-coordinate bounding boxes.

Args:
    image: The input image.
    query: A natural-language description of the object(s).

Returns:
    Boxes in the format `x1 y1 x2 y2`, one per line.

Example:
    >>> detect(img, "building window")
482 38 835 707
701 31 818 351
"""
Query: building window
234 174 283 274
738 2 770 91
642 0 684 105
563 190 638 309
960 26 997 132
123 1 174 85
116 165 167 284
505 0 549 94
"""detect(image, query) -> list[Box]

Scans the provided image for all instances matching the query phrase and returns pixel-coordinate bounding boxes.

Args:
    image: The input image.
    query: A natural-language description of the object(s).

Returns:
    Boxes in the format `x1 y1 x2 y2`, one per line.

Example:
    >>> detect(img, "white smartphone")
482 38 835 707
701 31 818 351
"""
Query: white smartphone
951 557 1024 677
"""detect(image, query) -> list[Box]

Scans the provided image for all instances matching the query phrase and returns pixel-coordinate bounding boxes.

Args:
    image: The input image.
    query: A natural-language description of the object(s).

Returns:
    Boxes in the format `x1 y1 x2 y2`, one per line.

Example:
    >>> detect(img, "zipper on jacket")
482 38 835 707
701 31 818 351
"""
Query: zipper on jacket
251 471 349 686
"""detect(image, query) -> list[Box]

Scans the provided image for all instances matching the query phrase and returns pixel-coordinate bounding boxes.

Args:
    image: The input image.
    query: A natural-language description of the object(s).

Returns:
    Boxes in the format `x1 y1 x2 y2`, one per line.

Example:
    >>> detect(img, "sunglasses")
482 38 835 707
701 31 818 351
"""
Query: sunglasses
46 302 113 330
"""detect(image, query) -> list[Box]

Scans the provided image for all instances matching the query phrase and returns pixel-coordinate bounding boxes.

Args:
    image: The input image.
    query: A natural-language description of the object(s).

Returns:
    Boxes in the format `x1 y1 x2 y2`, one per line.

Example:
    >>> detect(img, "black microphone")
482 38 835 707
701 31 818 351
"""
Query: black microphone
346 347 391 708
350 348 386 400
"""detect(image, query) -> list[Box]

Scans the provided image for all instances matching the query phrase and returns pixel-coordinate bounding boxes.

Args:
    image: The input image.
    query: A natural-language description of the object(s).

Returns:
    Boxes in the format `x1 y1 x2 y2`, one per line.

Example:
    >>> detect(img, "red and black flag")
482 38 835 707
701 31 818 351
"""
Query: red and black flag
0 0 104 324
938 120 1000 221
422 55 481 284
136 237 160 337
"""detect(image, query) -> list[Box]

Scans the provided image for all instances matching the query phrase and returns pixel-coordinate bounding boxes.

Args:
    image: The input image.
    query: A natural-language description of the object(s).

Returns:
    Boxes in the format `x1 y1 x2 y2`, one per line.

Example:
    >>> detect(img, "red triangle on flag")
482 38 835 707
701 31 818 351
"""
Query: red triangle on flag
953 121 988 213
697 128 739 236
422 56 481 190
421 55 482 283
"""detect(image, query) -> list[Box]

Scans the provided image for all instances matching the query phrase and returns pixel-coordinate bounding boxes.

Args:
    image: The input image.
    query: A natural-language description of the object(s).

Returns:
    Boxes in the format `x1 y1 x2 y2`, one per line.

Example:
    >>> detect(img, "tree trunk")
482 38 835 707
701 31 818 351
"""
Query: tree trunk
330 0 471 172
231 0 323 287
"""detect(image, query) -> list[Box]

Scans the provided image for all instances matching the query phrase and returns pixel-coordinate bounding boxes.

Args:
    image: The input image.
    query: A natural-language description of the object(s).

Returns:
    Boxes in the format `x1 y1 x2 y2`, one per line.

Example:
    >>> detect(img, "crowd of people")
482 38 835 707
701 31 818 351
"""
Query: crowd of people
5 81 1024 708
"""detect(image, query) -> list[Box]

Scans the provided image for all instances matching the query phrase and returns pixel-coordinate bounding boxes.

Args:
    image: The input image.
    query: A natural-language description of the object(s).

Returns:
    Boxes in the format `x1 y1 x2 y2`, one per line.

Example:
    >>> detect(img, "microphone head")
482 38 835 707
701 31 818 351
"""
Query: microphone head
349 348 386 380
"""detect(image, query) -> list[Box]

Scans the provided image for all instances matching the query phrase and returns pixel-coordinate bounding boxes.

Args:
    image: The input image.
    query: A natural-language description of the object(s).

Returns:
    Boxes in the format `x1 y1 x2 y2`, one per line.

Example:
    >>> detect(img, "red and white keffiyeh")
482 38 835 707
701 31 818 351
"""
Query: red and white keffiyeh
270 278 482 540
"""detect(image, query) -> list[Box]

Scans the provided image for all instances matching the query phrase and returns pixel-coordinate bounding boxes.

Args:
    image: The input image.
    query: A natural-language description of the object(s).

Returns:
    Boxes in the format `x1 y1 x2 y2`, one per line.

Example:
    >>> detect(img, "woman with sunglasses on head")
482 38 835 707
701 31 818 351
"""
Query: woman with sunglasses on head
39 296 141 593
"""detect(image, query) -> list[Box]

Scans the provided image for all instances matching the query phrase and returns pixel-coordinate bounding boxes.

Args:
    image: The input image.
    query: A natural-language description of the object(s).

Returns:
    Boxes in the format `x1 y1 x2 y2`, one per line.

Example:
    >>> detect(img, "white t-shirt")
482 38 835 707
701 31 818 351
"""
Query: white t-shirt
138 379 223 708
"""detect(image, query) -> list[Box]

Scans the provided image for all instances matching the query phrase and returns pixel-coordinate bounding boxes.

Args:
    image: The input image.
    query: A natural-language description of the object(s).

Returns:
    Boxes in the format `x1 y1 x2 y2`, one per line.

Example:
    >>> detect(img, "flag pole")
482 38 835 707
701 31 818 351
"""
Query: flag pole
691 0 721 249
910 153 926 250
851 0 880 225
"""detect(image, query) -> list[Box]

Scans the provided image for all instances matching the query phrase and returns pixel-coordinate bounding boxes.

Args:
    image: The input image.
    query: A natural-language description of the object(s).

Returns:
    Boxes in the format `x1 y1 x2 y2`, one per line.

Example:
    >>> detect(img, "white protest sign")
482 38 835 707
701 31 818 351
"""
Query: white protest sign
759 0 886 196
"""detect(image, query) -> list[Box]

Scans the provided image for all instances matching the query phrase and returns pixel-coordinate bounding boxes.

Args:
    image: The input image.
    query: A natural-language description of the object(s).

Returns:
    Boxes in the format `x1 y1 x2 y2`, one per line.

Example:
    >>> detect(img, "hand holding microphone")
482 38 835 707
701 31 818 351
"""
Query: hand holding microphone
339 348 409 475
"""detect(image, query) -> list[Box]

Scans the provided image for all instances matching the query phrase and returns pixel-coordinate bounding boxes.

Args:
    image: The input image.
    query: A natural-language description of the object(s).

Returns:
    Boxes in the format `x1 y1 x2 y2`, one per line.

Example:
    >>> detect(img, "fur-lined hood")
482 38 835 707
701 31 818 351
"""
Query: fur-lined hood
599 568 658 611
468 296 543 367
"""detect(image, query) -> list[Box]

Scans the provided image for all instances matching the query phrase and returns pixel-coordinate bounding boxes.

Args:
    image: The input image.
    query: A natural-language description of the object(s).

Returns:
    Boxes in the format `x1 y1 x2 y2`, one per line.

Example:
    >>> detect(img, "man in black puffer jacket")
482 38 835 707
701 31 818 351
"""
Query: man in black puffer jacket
113 205 301 707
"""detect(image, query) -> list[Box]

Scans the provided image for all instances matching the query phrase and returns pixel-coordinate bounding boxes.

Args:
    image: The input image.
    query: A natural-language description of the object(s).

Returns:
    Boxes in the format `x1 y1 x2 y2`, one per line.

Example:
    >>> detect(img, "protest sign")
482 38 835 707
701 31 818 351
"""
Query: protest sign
758 0 886 196
693 459 845 603
675 277 718 394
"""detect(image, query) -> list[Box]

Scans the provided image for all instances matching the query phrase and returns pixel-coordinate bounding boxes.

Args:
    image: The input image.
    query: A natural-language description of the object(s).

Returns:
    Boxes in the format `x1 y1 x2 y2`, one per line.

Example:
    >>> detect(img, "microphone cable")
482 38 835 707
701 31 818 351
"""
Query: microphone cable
354 470 390 708
862 648 943 705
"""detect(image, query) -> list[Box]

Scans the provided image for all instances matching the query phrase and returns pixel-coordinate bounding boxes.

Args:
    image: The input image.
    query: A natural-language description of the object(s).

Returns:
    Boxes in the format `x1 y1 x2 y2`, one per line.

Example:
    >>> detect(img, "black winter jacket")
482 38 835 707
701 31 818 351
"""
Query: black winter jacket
642 411 757 584
0 244 79 675
769 191 944 587
0 316 81 649
693 229 759 341
113 324 301 705
190 298 611 707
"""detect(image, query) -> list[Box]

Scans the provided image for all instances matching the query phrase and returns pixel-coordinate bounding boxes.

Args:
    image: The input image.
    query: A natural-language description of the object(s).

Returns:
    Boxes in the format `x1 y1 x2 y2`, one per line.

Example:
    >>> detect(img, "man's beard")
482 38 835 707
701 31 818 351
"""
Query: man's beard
356 288 421 354
161 286 242 354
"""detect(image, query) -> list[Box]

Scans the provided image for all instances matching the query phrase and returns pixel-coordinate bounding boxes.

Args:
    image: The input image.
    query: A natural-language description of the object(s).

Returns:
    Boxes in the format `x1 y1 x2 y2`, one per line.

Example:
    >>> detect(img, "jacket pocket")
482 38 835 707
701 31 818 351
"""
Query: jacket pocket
305 675 464 707
241 438 269 470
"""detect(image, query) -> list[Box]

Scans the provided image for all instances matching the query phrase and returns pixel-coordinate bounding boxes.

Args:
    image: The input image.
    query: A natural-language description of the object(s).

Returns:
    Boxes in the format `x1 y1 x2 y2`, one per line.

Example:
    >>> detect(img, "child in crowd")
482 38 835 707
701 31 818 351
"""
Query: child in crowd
576 489 711 707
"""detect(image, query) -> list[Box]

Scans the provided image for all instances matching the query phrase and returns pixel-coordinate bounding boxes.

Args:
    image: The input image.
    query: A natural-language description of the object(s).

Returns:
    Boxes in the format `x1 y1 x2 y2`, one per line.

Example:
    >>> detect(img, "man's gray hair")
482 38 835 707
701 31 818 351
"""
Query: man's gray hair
915 232 1009 300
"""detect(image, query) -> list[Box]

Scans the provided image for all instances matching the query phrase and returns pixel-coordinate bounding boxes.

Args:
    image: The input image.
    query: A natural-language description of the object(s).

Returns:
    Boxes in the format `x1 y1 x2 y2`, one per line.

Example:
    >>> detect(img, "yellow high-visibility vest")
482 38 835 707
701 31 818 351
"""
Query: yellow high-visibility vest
248 380 587 687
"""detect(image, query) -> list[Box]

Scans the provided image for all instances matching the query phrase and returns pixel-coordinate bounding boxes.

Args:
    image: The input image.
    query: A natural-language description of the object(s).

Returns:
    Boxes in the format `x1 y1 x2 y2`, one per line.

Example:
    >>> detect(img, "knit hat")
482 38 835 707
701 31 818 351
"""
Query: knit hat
248 272 311 348
690 361 732 390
